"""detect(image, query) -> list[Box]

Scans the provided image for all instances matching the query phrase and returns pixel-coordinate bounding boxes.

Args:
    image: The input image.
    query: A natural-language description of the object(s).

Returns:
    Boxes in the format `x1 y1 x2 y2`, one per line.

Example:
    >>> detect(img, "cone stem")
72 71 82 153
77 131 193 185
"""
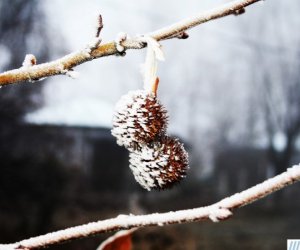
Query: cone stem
152 77 159 96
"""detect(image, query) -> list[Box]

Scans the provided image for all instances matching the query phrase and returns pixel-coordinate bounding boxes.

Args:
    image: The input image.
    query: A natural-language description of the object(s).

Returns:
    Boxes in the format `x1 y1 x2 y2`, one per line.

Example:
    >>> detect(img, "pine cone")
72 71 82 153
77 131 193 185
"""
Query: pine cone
111 90 168 150
129 136 189 190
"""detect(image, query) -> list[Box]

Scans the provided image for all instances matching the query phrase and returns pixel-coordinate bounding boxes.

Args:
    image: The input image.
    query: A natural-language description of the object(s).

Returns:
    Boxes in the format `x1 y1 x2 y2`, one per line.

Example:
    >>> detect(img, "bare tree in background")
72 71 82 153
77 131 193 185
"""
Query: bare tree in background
249 0 300 176
0 0 49 123
261 60 300 176
0 0 56 239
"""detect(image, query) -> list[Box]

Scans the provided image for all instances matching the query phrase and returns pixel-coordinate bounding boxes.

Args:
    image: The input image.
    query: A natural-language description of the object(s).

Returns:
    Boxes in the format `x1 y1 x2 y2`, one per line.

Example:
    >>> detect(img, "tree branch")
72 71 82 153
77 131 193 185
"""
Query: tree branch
0 0 262 86
1 164 299 250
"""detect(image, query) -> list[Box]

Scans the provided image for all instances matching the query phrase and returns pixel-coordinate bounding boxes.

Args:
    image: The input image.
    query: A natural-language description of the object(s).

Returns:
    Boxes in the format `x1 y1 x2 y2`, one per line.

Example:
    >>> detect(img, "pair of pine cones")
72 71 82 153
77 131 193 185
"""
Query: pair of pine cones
111 90 189 191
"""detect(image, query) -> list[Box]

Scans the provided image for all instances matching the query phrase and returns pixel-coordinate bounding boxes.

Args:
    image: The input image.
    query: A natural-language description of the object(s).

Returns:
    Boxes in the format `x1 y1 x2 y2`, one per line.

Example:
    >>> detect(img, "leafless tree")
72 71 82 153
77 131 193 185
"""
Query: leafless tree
0 0 49 123
246 0 300 175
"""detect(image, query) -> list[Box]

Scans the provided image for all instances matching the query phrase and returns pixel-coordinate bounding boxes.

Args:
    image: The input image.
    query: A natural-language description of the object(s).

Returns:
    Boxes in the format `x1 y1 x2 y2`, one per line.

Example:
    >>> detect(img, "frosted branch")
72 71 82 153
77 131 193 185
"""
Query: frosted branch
115 32 128 53
0 0 262 86
1 164 299 250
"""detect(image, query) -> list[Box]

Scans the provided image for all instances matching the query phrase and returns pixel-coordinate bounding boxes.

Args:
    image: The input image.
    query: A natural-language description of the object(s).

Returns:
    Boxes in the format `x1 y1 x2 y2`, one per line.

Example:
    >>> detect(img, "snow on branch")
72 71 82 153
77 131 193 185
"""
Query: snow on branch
0 0 262 86
1 164 299 250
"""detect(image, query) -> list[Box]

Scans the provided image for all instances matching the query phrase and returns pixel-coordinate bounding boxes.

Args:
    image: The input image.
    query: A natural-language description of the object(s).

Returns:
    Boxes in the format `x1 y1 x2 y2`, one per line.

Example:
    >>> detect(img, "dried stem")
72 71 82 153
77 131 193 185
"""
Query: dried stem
152 77 159 96
1 164 299 250
0 0 262 86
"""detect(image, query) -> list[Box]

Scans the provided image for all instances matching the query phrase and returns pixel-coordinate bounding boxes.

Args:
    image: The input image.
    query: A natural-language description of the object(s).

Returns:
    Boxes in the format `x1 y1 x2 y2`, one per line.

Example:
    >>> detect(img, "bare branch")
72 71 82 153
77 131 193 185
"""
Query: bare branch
1 164 299 250
0 0 262 86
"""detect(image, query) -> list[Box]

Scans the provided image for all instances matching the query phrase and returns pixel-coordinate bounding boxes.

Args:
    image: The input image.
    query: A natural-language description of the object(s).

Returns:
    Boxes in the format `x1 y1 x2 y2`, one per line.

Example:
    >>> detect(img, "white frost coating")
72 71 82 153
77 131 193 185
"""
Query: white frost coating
55 63 80 79
112 90 147 148
56 63 65 72
88 37 102 50
129 144 170 190
66 70 80 79
142 36 165 92
117 214 130 219
129 137 188 190
115 32 128 52
22 54 36 68
218 163 300 209
111 89 167 150
287 164 300 177
146 37 165 61
208 207 232 223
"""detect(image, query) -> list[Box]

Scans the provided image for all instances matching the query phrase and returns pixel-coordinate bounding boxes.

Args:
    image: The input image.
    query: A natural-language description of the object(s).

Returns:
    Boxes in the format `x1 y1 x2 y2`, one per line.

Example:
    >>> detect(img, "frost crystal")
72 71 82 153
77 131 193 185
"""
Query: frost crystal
129 136 189 190
88 37 102 50
111 90 168 151
66 70 80 79
22 54 36 68
115 32 128 52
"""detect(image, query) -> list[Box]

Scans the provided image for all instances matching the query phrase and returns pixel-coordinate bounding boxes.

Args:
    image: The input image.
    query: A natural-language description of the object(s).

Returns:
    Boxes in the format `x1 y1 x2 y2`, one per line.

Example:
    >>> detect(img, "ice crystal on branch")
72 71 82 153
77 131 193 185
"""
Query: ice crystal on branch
22 54 36 68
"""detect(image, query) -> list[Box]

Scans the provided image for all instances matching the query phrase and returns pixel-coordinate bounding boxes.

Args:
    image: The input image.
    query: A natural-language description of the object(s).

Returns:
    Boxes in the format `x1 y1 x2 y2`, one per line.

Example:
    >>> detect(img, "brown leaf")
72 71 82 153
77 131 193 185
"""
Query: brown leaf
97 229 137 250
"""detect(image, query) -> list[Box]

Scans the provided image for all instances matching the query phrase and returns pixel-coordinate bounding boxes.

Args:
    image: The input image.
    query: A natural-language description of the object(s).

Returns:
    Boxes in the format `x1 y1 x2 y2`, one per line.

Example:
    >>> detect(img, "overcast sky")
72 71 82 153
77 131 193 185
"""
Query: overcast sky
26 0 259 131
23 0 297 161
0 0 295 175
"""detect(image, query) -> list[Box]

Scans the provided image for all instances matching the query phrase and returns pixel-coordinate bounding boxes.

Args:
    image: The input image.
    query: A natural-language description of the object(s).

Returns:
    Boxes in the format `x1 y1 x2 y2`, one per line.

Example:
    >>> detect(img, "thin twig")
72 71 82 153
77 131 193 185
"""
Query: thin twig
95 15 104 38
1 164 299 250
0 0 262 86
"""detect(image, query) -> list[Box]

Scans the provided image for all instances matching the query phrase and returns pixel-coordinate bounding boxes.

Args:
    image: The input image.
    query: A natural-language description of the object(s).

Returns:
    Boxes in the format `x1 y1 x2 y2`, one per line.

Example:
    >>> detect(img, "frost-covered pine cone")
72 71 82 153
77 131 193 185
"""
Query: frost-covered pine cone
111 90 168 150
129 136 189 190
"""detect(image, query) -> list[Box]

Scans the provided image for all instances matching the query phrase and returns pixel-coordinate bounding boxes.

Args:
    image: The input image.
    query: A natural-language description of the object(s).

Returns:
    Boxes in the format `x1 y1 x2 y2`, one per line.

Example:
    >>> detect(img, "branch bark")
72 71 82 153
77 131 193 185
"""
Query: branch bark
0 0 262 86
1 164 299 250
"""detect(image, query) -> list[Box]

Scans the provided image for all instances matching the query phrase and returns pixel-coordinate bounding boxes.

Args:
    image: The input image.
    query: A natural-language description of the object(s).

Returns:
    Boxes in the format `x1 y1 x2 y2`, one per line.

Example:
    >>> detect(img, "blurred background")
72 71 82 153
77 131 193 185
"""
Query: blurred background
0 0 300 249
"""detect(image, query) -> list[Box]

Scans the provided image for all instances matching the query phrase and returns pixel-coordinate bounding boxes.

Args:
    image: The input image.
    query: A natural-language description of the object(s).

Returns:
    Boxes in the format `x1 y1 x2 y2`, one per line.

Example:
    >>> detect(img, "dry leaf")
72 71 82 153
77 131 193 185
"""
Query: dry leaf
97 229 137 250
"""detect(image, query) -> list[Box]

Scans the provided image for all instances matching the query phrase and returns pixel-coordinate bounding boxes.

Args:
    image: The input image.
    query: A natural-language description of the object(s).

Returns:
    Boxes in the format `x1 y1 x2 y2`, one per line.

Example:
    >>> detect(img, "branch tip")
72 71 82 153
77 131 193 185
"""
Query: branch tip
96 14 104 38
178 31 189 39
233 8 246 16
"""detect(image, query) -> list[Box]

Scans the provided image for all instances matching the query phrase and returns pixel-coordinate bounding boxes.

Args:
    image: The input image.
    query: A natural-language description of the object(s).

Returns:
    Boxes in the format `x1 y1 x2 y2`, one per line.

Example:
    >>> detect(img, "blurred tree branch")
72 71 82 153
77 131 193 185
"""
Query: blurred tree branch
0 0 262 86
0 164 299 250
